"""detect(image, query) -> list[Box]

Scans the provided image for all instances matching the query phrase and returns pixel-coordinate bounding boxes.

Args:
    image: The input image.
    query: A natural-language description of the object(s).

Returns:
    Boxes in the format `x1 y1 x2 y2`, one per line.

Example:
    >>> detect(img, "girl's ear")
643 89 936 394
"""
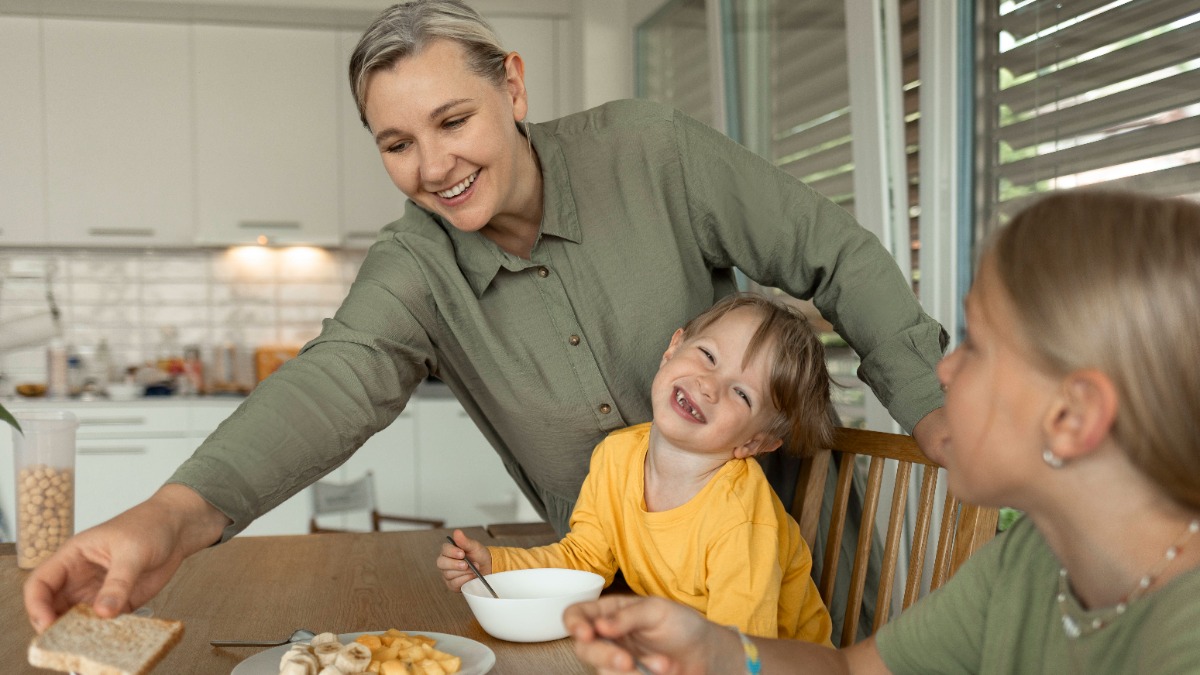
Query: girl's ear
733 434 783 459
503 51 529 123
1044 369 1118 461
660 328 685 367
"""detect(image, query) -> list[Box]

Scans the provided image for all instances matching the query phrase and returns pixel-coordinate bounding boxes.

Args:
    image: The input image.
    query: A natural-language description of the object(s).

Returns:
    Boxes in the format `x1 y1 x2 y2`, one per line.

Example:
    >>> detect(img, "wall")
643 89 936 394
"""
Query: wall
0 247 366 393
0 0 655 393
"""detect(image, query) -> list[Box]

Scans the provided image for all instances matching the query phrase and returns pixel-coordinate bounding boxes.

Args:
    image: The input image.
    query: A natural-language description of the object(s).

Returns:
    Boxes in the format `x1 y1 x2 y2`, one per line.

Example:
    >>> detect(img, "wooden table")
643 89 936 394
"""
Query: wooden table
1 528 597 674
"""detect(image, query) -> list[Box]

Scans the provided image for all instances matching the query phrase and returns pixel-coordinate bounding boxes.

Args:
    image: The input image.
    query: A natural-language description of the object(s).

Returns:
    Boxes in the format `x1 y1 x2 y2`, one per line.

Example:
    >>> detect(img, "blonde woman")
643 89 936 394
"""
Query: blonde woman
564 189 1200 674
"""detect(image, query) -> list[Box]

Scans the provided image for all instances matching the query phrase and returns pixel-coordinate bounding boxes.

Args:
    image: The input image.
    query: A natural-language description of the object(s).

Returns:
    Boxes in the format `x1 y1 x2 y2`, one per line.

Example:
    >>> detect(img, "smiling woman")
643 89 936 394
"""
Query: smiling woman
22 0 952 638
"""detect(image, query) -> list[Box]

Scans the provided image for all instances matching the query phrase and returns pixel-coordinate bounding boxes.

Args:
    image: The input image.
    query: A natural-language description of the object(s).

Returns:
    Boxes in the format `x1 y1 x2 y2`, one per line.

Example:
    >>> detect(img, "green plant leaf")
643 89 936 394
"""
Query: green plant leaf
0 401 21 434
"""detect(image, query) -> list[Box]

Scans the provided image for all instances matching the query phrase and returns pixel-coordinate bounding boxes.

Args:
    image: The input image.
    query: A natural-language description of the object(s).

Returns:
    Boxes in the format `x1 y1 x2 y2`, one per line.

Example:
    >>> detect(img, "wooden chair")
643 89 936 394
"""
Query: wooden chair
309 471 444 534
791 427 999 647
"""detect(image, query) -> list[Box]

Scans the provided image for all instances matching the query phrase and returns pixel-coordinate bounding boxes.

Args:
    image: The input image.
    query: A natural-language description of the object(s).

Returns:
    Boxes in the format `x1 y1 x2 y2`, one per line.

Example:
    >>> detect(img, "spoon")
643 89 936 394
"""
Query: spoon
446 535 500 599
209 628 316 647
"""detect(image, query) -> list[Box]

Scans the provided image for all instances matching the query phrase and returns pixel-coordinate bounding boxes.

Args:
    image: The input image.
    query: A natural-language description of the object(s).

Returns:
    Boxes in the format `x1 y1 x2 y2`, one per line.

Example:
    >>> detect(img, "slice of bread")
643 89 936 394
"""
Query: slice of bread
28 603 184 675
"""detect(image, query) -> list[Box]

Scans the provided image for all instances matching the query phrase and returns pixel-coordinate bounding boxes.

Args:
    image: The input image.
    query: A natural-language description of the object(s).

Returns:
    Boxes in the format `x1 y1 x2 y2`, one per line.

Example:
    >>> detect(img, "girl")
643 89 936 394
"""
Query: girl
564 189 1200 674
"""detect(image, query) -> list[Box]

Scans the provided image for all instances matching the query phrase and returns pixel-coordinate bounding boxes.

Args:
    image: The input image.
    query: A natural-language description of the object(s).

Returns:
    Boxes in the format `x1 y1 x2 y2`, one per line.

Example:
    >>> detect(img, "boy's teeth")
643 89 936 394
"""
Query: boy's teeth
675 389 702 421
438 171 477 198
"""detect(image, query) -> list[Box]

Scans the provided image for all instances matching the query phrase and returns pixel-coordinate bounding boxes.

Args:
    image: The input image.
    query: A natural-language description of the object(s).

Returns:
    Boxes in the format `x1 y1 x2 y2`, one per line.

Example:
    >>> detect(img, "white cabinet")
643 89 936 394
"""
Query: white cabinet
414 396 528 528
75 437 194 532
308 408 419 532
0 17 46 245
42 19 195 247
193 24 341 247
337 30 408 249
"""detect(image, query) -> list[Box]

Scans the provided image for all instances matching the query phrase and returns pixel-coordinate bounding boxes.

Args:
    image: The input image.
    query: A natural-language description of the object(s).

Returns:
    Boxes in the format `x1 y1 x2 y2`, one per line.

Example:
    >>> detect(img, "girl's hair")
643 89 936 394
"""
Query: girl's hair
682 293 834 456
349 1 508 129
989 189 1200 511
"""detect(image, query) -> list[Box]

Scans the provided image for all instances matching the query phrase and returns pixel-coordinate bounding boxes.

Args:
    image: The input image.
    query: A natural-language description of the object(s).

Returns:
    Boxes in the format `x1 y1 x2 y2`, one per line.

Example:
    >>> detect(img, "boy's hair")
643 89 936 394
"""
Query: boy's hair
989 189 1200 511
349 1 508 129
682 293 834 456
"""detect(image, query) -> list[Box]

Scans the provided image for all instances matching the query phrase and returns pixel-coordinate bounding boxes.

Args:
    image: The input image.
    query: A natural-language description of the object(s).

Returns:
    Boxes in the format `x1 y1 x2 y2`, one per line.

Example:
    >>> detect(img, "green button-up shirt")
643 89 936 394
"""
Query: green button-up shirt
170 99 946 539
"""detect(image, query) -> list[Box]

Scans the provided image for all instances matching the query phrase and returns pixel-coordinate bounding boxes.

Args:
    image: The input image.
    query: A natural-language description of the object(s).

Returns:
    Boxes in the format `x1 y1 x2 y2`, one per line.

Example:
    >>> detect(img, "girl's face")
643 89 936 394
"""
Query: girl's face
651 308 783 459
363 39 533 236
936 256 1059 506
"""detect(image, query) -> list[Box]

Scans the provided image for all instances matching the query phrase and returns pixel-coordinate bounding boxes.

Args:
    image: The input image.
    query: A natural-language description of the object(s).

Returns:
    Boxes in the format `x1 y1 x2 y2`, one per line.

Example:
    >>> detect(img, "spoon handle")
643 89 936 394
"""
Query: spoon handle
209 638 288 647
446 535 500 598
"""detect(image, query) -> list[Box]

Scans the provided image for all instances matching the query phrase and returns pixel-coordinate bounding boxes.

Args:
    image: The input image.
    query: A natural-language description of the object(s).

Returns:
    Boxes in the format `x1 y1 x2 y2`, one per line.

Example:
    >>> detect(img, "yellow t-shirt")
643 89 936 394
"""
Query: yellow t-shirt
489 423 833 644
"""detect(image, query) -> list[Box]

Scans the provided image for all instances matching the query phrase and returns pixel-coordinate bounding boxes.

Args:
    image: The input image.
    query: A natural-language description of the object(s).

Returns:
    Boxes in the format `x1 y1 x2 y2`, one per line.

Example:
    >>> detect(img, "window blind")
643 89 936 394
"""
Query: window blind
636 0 714 128
979 0 1200 229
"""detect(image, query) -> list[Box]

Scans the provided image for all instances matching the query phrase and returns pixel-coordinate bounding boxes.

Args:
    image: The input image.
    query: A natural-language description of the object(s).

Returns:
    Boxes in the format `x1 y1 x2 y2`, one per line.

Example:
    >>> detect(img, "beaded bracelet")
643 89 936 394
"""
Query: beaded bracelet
731 627 762 675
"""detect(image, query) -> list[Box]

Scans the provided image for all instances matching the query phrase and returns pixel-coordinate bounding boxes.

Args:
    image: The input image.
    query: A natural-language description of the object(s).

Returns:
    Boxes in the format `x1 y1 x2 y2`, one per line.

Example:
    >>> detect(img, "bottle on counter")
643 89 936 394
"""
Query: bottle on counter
93 338 115 386
46 338 69 399
181 344 205 396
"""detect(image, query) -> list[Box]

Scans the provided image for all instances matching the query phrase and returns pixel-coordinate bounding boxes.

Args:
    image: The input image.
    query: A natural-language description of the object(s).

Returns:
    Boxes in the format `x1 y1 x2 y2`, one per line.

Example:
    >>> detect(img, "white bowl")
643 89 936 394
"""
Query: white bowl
461 568 605 642
105 382 143 401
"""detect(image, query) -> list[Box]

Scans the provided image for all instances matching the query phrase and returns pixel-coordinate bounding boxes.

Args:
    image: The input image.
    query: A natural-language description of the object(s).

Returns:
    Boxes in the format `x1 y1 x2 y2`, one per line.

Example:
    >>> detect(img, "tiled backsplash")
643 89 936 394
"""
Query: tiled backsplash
0 246 366 393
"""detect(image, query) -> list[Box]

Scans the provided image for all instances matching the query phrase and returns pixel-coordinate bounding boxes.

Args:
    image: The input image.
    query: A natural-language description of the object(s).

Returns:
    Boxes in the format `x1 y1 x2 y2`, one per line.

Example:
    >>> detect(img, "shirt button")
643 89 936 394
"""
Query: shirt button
537 267 550 278
568 335 581 346
599 403 611 414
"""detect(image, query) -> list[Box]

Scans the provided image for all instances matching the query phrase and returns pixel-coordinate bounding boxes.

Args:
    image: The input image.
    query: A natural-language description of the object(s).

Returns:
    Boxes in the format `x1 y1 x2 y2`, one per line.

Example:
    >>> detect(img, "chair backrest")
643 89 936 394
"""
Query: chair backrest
311 471 376 518
309 471 445 533
791 427 999 647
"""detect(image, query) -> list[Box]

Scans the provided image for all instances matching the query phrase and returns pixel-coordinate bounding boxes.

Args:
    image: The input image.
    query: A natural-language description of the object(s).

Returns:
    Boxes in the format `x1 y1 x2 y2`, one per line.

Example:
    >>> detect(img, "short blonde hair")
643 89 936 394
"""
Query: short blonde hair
349 1 508 129
989 189 1200 510
682 293 833 456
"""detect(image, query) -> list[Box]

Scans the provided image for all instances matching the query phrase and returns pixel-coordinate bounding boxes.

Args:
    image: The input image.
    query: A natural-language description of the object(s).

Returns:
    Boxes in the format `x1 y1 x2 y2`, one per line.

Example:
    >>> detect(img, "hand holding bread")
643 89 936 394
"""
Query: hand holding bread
27 603 184 675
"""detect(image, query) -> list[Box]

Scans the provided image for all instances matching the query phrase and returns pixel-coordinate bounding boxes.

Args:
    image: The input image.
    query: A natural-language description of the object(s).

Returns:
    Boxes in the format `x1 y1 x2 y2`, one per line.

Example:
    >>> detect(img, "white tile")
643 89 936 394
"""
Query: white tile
143 282 209 304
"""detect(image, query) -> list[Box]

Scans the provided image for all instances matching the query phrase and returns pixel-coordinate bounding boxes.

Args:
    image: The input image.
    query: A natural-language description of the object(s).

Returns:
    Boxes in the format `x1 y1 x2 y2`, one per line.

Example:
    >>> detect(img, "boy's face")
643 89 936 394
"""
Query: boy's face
650 308 783 458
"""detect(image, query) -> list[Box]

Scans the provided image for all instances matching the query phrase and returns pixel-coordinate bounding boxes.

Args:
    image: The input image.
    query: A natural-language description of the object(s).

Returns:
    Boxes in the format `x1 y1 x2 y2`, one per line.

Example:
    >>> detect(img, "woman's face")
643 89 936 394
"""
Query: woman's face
363 39 531 236
936 256 1059 505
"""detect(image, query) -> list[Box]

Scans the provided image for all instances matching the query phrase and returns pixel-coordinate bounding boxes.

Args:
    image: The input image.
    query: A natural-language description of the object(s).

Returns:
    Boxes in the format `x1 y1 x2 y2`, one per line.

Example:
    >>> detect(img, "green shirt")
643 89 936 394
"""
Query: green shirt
170 99 946 539
875 517 1200 674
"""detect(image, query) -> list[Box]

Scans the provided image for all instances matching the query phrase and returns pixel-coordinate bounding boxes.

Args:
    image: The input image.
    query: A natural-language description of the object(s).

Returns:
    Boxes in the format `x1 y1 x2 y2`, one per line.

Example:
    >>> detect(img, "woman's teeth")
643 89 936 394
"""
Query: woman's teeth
438 171 477 198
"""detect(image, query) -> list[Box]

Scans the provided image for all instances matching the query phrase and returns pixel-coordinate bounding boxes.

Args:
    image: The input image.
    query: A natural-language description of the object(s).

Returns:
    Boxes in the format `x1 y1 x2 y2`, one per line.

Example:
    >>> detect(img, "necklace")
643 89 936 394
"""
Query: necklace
1057 518 1199 639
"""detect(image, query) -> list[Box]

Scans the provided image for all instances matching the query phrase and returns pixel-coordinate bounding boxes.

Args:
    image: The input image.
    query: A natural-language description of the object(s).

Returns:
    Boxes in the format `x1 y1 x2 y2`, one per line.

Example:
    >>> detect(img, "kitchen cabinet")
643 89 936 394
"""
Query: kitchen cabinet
0 16 46 246
308 408 419 532
193 24 341 247
337 30 408 249
42 19 195 248
414 396 530 528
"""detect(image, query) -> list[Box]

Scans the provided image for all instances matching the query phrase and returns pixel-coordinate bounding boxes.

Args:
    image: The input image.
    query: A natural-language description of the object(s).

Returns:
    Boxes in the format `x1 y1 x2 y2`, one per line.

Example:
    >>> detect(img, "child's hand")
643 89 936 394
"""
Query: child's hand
437 529 493 592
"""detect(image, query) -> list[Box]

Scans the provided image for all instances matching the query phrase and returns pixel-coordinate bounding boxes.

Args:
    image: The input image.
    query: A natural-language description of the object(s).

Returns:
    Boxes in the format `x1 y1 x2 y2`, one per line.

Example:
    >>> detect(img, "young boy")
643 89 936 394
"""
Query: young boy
437 293 834 644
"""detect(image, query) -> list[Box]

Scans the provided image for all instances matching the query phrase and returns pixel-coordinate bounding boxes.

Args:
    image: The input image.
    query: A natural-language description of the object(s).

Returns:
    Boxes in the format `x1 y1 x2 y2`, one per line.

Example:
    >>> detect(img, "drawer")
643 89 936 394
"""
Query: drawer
71 405 190 439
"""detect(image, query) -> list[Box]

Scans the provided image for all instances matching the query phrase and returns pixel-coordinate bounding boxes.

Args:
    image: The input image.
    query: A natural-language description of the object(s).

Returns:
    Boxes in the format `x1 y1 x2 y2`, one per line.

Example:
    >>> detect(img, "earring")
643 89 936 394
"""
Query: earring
1042 448 1065 469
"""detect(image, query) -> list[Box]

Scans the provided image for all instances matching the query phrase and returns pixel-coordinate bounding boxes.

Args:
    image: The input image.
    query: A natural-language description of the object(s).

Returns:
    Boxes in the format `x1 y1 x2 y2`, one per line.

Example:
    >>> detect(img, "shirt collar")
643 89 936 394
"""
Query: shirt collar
440 121 582 298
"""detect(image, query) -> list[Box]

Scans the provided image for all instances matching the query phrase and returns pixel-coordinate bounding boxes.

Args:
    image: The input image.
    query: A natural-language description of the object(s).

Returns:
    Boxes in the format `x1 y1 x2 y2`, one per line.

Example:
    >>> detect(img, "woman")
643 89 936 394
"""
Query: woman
564 189 1200 674
24 0 947 630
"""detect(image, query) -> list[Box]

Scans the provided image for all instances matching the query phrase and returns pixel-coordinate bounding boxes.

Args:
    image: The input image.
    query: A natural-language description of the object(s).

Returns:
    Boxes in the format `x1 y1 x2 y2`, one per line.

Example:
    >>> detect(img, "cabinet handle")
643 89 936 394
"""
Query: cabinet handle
87 227 155 237
238 220 301 230
78 447 147 455
79 417 147 426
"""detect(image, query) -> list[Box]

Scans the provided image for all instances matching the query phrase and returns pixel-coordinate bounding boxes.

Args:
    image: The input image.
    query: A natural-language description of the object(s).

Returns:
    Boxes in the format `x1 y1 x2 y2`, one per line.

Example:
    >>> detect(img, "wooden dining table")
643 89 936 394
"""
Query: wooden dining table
0 527 600 674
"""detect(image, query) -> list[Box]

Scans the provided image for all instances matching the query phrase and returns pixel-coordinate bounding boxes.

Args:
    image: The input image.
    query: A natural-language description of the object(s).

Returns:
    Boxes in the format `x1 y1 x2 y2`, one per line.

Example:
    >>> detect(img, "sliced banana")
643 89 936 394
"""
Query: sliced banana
313 641 343 666
310 632 341 647
279 655 317 675
280 644 314 671
333 642 372 672
315 667 342 675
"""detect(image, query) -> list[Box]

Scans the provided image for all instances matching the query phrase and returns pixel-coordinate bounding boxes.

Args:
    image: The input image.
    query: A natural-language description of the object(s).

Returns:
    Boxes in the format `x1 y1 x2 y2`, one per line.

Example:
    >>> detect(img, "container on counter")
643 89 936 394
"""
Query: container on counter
11 410 78 569
45 339 69 399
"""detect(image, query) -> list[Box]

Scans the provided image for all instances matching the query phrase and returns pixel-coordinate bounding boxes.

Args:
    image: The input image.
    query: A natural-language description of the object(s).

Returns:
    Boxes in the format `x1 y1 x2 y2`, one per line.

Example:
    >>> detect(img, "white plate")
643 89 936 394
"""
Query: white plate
230 630 496 675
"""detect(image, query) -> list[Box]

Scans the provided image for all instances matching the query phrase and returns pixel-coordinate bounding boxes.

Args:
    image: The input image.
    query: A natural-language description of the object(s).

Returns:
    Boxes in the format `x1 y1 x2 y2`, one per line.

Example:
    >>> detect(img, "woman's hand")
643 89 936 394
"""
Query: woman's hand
565 595 743 674
24 484 229 632
437 528 492 591
911 407 950 466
